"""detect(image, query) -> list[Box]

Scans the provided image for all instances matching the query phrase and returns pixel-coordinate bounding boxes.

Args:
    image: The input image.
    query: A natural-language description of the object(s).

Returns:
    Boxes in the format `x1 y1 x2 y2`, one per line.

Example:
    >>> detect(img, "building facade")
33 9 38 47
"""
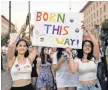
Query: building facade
80 1 108 39
1 15 15 37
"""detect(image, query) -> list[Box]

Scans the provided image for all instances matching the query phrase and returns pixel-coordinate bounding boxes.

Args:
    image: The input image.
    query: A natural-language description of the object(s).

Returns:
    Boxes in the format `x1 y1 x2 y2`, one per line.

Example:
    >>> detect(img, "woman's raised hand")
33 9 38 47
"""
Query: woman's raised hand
66 47 72 54
81 21 90 32
20 23 27 33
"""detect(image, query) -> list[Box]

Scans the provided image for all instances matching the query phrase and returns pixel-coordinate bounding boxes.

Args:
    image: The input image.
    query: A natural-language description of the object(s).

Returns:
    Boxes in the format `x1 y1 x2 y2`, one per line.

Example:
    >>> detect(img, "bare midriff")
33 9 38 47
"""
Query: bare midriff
12 79 31 87
80 79 97 85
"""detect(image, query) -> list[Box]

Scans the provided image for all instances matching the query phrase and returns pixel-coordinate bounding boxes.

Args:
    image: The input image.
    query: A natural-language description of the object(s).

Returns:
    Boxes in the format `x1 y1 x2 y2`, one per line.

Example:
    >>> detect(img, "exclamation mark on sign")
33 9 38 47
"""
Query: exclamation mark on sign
77 39 79 46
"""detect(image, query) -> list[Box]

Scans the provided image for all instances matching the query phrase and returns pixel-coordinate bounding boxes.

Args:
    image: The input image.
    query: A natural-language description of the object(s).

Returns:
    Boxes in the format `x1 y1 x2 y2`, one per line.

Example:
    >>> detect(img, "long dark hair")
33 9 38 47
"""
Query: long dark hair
40 47 52 64
105 37 108 47
102 37 108 80
56 48 64 60
14 39 29 58
77 40 95 60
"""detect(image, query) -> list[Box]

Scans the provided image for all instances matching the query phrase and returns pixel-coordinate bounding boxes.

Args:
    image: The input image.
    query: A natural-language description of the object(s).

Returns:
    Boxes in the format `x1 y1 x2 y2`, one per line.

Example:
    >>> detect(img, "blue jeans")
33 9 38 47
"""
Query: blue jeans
77 80 101 90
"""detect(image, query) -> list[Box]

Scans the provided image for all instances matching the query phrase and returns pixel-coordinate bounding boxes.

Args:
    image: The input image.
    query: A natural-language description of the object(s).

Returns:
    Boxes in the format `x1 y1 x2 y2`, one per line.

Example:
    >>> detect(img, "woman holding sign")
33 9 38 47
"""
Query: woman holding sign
68 24 101 90
52 48 79 90
7 24 37 90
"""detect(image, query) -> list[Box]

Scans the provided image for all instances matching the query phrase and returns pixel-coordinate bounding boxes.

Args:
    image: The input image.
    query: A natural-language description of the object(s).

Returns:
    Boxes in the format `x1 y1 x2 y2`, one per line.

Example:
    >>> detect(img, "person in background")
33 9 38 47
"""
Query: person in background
36 47 53 90
101 37 108 90
52 48 79 90
49 47 57 90
105 37 108 67
97 43 103 88
29 45 38 88
1 50 4 71
1 45 8 71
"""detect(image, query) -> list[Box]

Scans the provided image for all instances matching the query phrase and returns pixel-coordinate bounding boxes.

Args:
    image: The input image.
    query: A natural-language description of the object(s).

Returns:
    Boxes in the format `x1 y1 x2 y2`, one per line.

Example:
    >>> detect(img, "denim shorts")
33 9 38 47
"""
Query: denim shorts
77 80 101 90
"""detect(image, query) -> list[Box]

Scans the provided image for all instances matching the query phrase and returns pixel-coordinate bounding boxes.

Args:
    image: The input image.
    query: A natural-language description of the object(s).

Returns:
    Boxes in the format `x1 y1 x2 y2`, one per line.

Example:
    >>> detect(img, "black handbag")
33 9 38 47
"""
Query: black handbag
52 80 57 90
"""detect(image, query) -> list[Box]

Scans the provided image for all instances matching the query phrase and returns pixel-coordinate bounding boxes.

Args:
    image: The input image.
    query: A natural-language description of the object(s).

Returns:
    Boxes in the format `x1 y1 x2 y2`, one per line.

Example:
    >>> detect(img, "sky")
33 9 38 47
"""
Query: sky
1 0 88 30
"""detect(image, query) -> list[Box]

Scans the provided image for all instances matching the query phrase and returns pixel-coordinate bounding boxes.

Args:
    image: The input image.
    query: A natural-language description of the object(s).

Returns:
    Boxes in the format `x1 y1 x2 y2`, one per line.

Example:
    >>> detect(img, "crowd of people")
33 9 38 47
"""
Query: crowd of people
3 23 108 90
1 45 8 71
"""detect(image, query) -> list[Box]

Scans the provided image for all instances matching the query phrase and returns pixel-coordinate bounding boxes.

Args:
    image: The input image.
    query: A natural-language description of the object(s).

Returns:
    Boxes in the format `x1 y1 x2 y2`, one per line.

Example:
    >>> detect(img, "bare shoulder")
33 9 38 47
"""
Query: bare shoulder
8 57 16 69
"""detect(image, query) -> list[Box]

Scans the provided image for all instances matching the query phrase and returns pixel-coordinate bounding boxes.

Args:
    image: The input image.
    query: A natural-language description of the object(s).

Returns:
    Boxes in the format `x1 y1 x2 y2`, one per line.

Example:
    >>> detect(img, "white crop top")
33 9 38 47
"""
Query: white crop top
74 58 98 81
10 58 32 81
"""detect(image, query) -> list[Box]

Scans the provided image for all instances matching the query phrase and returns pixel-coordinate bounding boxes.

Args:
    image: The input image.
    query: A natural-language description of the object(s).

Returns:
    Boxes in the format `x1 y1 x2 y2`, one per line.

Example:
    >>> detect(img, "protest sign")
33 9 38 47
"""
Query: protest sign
32 11 84 49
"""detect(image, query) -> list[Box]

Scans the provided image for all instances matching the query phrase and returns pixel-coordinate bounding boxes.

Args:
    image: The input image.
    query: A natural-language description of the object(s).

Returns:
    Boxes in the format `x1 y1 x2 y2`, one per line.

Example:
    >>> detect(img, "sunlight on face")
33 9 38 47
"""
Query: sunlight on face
16 41 28 55
44 47 49 55
83 42 92 54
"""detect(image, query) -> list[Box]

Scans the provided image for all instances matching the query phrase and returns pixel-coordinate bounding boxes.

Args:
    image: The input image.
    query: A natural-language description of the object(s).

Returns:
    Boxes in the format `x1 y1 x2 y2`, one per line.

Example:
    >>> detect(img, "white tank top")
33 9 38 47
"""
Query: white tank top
10 58 32 81
74 58 98 81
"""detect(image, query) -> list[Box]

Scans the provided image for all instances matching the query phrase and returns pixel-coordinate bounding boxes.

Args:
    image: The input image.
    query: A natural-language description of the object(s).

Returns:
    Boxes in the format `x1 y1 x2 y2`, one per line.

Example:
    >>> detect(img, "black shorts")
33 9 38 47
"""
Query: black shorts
31 55 38 77
10 83 34 90
31 68 38 77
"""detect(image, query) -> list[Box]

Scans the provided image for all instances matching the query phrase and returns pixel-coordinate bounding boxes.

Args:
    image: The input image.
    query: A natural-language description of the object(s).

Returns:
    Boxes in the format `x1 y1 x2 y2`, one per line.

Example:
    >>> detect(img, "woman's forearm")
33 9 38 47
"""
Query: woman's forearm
9 24 26 46
8 30 22 60
69 53 77 73
87 30 99 60
37 68 40 76
54 62 62 71
87 30 98 46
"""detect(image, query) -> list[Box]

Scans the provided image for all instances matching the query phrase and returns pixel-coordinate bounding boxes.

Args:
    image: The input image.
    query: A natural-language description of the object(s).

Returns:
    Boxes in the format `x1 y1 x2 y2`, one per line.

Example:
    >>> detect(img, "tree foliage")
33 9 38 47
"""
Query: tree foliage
100 19 108 41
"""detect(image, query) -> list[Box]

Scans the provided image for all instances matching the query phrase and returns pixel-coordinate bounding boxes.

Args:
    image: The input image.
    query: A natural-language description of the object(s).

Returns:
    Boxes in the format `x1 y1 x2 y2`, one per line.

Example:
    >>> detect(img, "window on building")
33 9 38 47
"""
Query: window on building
85 19 86 23
94 21 96 25
97 19 98 24
100 17 102 23
104 5 106 13
104 15 106 20
93 4 95 10
89 16 90 22
100 8 102 15
86 18 87 23
91 14 92 21
100 1 101 4
102 18 104 22
96 2 98 7
91 7 92 12
97 10 98 17
91 23 92 29
94 13 95 18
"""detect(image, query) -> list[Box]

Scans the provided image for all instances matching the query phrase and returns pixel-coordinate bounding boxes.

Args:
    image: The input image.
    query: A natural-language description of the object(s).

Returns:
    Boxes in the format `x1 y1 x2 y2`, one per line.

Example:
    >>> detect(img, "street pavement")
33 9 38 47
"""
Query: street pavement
1 70 12 90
